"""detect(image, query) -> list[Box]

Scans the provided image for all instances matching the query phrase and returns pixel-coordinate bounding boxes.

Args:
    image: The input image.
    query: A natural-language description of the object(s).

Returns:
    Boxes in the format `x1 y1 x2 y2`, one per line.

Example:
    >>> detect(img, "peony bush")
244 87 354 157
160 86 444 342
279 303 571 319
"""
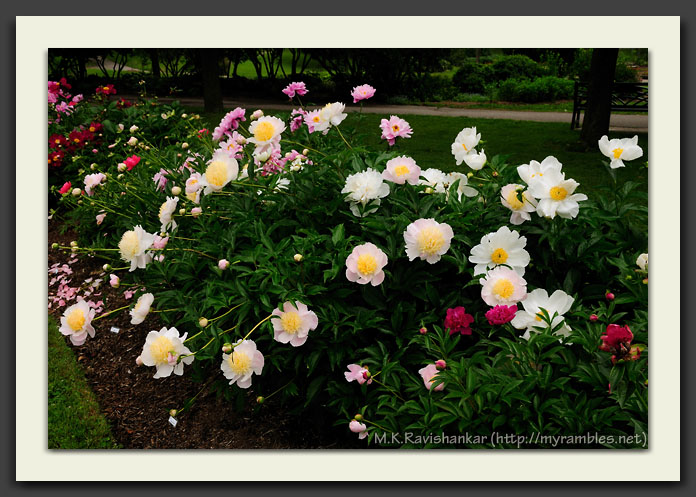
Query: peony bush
51 80 648 448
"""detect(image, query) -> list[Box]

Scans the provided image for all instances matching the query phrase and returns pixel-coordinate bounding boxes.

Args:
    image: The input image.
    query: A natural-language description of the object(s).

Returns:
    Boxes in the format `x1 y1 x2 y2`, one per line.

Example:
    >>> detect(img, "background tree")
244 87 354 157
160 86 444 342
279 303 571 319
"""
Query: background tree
580 49 619 147
196 48 223 113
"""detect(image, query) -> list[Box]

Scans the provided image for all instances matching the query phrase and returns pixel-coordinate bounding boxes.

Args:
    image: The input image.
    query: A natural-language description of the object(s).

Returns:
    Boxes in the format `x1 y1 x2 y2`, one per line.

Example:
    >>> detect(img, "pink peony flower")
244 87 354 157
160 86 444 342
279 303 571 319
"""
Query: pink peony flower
124 289 136 299
191 207 203 217
485 305 518 325
351 84 376 103
124 155 141 171
349 420 368 439
212 107 247 141
303 109 321 134
344 364 372 385
95 212 107 225
479 267 527 307
418 364 445 391
218 259 230 270
271 301 318 347
153 169 169 191
600 324 641 364
382 156 421 185
380 115 412 146
58 181 72 195
345 242 388 286
152 235 169 250
289 108 307 132
83 173 106 196
282 82 308 99
444 306 474 335
403 218 454 264
109 275 120 288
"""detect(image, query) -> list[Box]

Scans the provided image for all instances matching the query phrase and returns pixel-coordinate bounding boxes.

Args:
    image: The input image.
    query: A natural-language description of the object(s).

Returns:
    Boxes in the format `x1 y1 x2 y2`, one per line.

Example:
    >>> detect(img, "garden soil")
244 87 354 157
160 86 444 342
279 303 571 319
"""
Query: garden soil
48 219 362 449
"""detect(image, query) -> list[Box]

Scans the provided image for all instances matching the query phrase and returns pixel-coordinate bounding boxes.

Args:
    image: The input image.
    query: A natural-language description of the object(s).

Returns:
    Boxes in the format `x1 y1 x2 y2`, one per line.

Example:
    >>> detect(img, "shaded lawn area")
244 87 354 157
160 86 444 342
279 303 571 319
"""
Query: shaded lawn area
48 316 120 449
196 108 648 195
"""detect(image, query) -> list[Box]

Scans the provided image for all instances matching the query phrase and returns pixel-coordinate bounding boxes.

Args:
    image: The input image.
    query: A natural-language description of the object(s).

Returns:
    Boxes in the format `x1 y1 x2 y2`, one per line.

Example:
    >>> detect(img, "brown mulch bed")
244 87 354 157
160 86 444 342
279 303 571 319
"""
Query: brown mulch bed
48 218 361 449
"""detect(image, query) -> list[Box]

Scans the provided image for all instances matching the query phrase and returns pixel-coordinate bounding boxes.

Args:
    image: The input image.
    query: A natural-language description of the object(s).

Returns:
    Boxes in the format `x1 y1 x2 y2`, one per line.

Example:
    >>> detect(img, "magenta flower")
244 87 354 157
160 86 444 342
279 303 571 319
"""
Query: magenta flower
124 155 141 171
485 305 518 325
282 82 308 99
444 306 474 335
351 84 376 103
58 181 72 195
380 115 412 146
212 107 247 141
153 169 169 191
344 364 372 385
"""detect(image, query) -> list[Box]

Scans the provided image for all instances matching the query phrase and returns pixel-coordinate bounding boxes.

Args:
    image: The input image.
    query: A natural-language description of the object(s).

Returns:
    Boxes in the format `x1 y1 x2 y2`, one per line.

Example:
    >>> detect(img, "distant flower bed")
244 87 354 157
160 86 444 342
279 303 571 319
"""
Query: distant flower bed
50 79 648 449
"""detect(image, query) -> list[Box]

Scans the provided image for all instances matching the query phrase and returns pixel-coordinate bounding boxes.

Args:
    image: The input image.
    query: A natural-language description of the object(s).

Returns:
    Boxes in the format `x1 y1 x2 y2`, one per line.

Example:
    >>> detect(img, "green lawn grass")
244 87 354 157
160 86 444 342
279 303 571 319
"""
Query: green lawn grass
194 108 647 194
48 316 120 449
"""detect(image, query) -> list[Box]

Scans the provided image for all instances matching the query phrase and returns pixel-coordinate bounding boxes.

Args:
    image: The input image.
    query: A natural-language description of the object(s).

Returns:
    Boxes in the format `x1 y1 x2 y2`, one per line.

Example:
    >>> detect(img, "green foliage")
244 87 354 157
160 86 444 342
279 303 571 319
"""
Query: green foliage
495 76 575 103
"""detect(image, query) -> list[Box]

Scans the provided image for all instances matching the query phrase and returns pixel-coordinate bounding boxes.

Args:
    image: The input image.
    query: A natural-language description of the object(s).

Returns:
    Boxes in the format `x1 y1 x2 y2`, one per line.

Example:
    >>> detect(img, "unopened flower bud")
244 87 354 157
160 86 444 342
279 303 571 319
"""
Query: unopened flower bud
51 242 59 250
129 125 139 133
605 292 615 301
103 264 112 271
467 172 474 178
251 109 264 120
117 163 126 172
191 207 202 217
171 186 182 196
353 414 363 421
127 137 138 146
589 314 598 322
71 246 79 252
642 278 648 285
117 123 124 132
492 171 499 177
218 259 230 270
256 396 265 404
117 174 124 179
199 317 208 327
419 326 428 335
182 113 188 118
77 200 83 205
179 208 186 215
90 163 96 170
625 275 632 280
71 188 81 196
70 241 78 247
177 153 182 157
302 149 309 156
435 359 447 370
222 343 233 354
425 187 434 194
293 253 303 262
110 274 120 288
181 142 189 149
169 409 177 417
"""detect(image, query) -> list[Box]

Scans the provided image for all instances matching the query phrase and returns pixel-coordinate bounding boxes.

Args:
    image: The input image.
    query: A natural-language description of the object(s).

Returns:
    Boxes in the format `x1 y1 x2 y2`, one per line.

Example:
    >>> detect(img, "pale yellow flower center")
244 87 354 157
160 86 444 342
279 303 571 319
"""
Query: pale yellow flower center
205 160 228 187
417 226 445 256
281 311 302 334
493 278 514 299
550 186 568 201
159 202 168 218
613 148 623 159
394 165 410 177
254 121 275 142
228 350 252 376
119 231 140 260
186 191 198 202
66 309 85 331
356 253 378 275
506 190 525 210
491 248 509 264
149 335 174 364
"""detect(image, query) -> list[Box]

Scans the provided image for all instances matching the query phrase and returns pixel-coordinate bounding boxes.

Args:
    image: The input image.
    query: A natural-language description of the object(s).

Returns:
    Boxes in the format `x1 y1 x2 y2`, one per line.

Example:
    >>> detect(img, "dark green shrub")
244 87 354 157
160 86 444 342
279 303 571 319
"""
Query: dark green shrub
495 76 574 103
452 60 493 94
491 55 543 82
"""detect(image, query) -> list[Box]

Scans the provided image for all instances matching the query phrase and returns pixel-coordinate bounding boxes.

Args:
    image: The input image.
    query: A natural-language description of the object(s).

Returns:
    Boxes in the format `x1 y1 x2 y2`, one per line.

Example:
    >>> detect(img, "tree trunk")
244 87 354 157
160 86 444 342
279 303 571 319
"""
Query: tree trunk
580 49 619 146
198 48 223 113
149 49 161 79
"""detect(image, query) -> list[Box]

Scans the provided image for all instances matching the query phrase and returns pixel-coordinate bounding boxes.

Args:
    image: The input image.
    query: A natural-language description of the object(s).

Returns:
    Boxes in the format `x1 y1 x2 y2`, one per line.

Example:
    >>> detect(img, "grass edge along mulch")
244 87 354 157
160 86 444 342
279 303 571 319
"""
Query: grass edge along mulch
48 315 121 449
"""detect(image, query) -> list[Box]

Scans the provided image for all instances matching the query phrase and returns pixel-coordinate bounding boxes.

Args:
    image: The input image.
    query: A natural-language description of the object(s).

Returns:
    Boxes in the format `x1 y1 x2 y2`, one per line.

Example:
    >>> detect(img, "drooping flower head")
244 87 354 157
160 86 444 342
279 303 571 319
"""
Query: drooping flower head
153 169 169 192
446 172 478 201
349 420 368 439
351 84 376 103
83 173 106 196
341 168 390 217
451 127 481 166
140 327 194 378
463 149 487 171
220 339 265 388
282 82 308 99
479 266 527 307
468 226 530 276
158 196 179 232
510 289 574 340
500 184 537 225
403 218 454 264
418 364 445 392
59 298 96 346
527 168 588 219
636 253 648 271
118 225 156 272
444 306 474 335
382 156 421 185
600 324 641 363
130 293 154 325
200 150 239 195
345 364 372 385
485 305 518 325
345 242 388 286
248 116 286 153
380 115 412 146
271 301 318 347
598 135 643 169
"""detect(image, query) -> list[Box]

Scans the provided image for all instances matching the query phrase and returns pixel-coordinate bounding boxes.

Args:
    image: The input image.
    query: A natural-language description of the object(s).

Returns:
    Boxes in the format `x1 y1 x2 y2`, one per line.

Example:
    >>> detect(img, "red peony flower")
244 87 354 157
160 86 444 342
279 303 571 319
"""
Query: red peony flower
96 84 117 95
87 121 102 133
49 134 68 149
124 155 141 171
58 181 72 195
48 150 65 168
444 306 474 335
116 98 132 109
485 304 518 325
600 324 640 363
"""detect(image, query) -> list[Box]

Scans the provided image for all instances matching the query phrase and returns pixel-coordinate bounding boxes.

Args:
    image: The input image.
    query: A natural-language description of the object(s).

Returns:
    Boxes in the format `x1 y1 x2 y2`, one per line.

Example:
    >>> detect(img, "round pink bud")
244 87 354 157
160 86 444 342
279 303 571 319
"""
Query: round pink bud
589 314 599 322
218 259 230 270
419 327 428 335
605 292 615 301
221 343 232 353
191 207 202 217
435 359 447 370
109 274 120 288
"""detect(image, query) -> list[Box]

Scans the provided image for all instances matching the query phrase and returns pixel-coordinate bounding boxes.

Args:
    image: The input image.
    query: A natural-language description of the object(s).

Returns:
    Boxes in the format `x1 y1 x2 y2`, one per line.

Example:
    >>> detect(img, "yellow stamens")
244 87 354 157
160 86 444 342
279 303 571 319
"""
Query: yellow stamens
149 335 174 364
392 125 400 132
613 148 623 159
506 190 525 210
550 186 568 201
394 165 410 177
417 227 445 256
281 311 302 334
205 160 229 187
119 231 141 260
66 309 86 331
462 143 468 151
356 254 378 275
493 278 514 300
491 248 509 264
228 350 252 375
253 121 275 142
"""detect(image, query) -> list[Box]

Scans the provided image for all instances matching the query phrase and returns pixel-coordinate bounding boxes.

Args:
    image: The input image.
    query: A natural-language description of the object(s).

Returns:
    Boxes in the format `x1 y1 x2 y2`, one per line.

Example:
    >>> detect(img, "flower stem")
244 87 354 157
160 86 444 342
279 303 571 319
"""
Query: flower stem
362 418 393 433
369 378 405 402
94 304 129 321
335 126 353 150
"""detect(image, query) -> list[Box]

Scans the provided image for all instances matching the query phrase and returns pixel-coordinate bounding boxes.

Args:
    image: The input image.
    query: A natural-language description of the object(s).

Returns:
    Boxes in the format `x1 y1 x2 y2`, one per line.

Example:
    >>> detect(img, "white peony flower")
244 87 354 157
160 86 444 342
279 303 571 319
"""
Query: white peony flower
527 168 588 219
271 301 319 347
158 196 179 232
636 253 648 271
517 156 563 187
118 225 156 272
140 327 194 378
220 339 265 389
500 184 538 225
511 289 574 340
130 293 154 325
382 156 421 185
451 127 481 165
479 266 527 307
341 168 390 217
318 102 347 133
598 135 643 169
446 172 478 201
403 218 454 264
469 226 530 276
463 149 487 171
419 168 449 194
248 116 286 152
199 149 239 195
59 298 96 346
